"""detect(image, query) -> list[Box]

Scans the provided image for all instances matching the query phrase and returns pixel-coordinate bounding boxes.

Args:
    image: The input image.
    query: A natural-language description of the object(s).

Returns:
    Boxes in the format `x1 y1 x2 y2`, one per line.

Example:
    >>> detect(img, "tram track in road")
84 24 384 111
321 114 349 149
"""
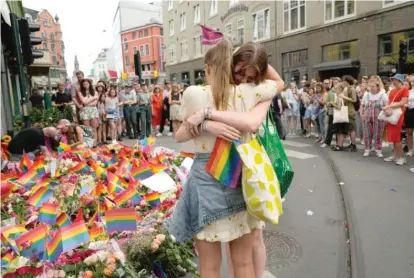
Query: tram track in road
317 146 364 278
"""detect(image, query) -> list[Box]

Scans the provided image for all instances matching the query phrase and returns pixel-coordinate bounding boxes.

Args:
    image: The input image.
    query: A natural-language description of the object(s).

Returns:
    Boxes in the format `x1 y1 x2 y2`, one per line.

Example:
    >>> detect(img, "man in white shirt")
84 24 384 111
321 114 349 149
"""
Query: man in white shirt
124 83 138 139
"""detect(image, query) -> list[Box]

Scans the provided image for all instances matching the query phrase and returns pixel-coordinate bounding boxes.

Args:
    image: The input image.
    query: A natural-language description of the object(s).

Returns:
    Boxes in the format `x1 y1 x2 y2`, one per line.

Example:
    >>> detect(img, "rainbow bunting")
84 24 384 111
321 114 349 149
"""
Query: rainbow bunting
47 230 63 262
27 186 52 207
1 225 27 246
56 213 71 228
88 223 108 242
105 208 137 233
131 163 153 180
69 161 90 174
61 220 90 252
113 187 142 206
16 224 47 258
38 202 59 225
179 151 195 159
19 153 33 173
205 138 242 189
1 252 15 268
145 192 161 207
57 142 71 153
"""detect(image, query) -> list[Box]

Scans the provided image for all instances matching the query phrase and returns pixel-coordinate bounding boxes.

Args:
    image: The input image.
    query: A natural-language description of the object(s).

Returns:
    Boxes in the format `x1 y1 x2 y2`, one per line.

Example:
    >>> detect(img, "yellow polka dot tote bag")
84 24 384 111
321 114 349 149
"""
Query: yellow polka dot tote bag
235 138 283 225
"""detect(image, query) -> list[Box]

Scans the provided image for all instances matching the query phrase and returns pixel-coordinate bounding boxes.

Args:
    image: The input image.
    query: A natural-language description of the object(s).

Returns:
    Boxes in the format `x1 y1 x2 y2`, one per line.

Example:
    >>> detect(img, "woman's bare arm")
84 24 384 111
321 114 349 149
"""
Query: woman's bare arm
266 65 284 93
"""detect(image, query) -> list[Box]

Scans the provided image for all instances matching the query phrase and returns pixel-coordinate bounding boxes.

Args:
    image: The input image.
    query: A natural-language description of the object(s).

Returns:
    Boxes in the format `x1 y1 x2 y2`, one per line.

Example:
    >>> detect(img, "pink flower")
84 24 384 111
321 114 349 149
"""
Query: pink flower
151 242 159 252
155 234 166 242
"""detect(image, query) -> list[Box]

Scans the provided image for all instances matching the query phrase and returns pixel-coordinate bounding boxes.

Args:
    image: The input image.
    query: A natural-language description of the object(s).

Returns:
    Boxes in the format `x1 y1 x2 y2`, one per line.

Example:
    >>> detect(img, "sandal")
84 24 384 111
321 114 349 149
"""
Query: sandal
332 145 344 151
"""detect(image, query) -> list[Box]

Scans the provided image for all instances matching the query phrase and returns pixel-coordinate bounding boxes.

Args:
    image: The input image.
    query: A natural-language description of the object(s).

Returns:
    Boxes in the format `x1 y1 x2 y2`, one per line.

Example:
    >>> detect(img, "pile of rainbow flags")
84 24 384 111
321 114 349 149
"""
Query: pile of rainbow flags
0 138 187 272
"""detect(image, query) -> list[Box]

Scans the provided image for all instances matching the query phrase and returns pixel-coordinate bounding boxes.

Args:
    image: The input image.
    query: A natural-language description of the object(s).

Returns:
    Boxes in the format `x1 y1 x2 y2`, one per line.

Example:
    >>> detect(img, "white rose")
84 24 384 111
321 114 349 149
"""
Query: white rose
170 235 176 243
83 254 98 266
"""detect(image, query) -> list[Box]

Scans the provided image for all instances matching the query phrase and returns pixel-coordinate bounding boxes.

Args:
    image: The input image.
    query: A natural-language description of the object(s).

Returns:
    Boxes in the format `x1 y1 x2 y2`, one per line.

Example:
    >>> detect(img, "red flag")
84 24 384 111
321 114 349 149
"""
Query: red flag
75 208 83 222
200 25 223 45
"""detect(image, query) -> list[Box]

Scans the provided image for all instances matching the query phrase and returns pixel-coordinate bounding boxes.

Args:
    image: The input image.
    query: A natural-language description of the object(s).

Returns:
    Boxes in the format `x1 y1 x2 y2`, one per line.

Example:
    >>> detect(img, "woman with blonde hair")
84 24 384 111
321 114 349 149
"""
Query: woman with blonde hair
164 40 283 278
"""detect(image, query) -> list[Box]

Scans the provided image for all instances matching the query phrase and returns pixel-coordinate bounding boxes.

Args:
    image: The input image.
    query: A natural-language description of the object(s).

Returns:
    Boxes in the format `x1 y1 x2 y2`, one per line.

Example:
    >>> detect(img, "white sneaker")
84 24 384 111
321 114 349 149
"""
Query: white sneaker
305 133 311 138
320 143 328 148
406 150 412 157
395 157 406 165
410 168 414 173
384 156 396 162
363 150 370 157
111 139 118 144
360 140 365 146
167 132 173 136
375 150 383 158
156 133 163 137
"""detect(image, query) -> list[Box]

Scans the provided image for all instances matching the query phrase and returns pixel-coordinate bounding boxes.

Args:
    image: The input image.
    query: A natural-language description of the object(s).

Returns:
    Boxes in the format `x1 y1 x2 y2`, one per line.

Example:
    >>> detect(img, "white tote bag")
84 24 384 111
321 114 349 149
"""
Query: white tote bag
377 90 403 125
333 99 349 123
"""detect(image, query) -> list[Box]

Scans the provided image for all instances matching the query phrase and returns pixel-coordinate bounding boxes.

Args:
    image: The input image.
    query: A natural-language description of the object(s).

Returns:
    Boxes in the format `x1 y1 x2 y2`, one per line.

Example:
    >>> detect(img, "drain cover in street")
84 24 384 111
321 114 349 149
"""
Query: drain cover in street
263 230 302 271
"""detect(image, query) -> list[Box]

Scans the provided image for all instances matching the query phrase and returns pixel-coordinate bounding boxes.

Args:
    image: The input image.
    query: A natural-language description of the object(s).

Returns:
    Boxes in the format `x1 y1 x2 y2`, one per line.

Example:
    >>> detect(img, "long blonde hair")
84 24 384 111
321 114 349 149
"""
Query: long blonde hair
204 39 235 111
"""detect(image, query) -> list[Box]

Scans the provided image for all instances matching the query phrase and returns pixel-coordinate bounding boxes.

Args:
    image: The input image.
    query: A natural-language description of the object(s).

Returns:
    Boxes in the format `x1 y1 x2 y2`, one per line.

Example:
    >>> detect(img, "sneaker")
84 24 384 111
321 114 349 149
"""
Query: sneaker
156 132 163 137
360 140 364 145
384 156 396 162
375 150 383 158
363 150 370 157
320 143 328 148
406 150 413 157
410 168 414 173
167 132 173 136
111 139 118 144
305 133 311 138
395 157 406 165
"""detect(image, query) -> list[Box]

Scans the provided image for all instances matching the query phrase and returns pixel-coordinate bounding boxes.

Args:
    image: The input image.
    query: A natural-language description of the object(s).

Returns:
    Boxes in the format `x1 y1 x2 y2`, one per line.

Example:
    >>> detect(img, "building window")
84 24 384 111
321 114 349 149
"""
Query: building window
180 40 188 61
283 0 306 33
43 42 47 50
144 29 148 37
194 4 201 24
169 19 174 36
252 8 270 41
225 23 232 39
132 32 136 39
168 0 173 11
51 43 55 52
322 40 359 61
160 28 164 36
193 35 202 57
140 45 144 55
123 38 128 51
141 65 145 72
125 56 130 67
408 30 414 53
237 18 245 45
325 0 355 22
53 56 57 65
147 64 151 71
379 35 393 56
145 44 150 56
43 19 50 27
382 0 408 7
161 44 165 55
210 0 218 17
139 31 143 38
42 31 46 39
229 0 239 7
133 46 137 54
169 44 176 63
50 32 55 41
180 13 186 31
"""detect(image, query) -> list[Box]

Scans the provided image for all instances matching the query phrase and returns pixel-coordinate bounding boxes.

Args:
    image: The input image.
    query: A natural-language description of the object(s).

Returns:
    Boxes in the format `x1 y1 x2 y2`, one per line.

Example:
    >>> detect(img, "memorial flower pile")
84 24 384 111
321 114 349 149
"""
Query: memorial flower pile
0 138 198 277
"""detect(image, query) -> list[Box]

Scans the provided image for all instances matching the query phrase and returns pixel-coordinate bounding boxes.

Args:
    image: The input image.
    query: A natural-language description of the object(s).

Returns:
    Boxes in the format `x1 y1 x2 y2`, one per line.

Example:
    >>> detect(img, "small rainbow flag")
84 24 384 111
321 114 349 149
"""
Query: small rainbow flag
88 210 99 226
105 208 138 233
27 186 52 207
89 160 106 179
16 224 47 258
131 163 154 180
157 154 168 164
58 142 71 153
106 172 123 194
69 148 83 156
145 192 161 207
205 138 242 189
38 202 59 225
19 153 33 173
61 220 90 252
31 157 46 176
69 161 90 174
93 181 107 196
88 223 108 242
47 231 63 262
56 213 71 228
1 252 15 268
179 151 195 159
151 163 169 174
15 169 38 186
103 197 116 210
1 225 27 246
113 187 142 206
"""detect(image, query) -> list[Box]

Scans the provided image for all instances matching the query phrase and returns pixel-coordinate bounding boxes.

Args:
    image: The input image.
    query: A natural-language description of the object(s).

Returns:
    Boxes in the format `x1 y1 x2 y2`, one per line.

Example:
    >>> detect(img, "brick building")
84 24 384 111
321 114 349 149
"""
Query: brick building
121 22 165 84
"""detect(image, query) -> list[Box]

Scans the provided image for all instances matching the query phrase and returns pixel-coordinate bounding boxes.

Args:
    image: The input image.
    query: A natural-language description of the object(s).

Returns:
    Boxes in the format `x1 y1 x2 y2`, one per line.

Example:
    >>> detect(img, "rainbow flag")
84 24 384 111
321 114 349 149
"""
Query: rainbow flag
69 161 90 174
93 181 107 196
205 138 242 189
1 225 27 246
15 169 38 186
89 160 106 179
1 252 15 268
105 208 137 233
104 197 116 210
131 163 153 180
61 220 90 252
16 224 47 258
74 208 83 223
19 153 33 173
57 142 71 153
27 187 52 207
31 158 46 176
38 202 59 225
69 148 83 156
106 172 123 194
47 230 63 262
145 192 161 207
157 154 168 164
113 187 142 206
88 210 99 226
179 151 195 159
151 163 169 174
88 223 107 242
56 213 71 228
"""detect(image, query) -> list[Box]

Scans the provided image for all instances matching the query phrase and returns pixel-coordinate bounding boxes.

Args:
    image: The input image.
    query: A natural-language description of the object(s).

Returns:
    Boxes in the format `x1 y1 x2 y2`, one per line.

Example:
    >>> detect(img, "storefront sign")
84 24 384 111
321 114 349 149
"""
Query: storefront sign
221 4 248 22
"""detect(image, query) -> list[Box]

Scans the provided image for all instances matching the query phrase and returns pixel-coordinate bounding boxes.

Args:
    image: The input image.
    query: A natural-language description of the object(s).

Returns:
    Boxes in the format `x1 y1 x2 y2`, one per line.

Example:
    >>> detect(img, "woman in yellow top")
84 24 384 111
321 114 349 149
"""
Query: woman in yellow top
164 40 284 278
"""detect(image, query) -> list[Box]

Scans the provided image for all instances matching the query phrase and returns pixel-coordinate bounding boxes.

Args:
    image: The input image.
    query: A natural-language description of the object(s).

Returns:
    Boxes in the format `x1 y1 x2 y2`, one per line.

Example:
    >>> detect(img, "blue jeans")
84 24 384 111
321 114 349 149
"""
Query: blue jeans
124 106 138 137
139 105 151 137
318 110 327 139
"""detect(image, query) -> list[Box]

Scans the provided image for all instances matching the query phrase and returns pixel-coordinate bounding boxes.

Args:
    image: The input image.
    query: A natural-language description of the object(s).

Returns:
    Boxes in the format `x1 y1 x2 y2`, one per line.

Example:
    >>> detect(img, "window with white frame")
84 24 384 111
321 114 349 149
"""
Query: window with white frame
237 18 245 44
325 0 355 22
140 45 144 55
180 40 188 61
210 0 218 17
193 35 202 57
225 23 232 39
144 29 148 37
168 0 173 11
193 4 201 24
169 44 176 63
169 19 174 36
383 0 409 6
145 44 150 56
133 47 137 54
180 13 186 31
229 0 239 7
123 38 128 50
283 0 305 33
252 8 270 41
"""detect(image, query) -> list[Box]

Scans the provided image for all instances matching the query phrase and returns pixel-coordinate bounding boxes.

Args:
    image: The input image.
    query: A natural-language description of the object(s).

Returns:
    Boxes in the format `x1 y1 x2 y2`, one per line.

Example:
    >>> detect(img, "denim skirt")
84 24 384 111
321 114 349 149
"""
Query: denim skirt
164 153 247 243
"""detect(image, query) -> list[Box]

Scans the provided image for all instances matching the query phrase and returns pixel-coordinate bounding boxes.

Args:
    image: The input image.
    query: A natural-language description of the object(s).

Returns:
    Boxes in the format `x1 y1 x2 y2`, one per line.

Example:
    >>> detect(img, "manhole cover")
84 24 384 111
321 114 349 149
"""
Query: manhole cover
263 230 302 271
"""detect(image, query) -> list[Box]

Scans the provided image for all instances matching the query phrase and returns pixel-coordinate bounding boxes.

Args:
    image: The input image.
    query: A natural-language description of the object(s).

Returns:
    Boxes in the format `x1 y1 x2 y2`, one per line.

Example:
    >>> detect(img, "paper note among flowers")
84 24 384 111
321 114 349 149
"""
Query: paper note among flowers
180 157 194 173
141 171 176 193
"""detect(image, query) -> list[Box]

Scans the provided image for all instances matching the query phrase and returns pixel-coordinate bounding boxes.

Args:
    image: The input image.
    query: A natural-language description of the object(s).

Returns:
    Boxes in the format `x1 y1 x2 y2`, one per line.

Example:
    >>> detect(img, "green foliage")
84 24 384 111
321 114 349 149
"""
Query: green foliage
29 108 61 127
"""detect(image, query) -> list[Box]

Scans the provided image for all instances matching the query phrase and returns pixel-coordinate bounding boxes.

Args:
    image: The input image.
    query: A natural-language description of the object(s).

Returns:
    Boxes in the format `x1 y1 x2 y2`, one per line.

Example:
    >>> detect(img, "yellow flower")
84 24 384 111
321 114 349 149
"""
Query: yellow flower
1 135 11 142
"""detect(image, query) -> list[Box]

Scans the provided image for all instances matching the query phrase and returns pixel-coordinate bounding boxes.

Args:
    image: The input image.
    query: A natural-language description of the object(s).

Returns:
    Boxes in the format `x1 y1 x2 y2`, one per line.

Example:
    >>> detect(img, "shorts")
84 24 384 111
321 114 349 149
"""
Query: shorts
335 118 355 134
80 106 99 121
303 107 313 120
405 108 414 129
106 108 118 123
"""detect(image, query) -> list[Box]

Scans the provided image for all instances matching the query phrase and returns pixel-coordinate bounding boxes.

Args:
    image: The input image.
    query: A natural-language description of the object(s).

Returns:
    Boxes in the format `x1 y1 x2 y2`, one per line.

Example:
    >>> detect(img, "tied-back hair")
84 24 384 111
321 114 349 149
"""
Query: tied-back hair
204 39 235 111
80 79 95 97
233 42 268 85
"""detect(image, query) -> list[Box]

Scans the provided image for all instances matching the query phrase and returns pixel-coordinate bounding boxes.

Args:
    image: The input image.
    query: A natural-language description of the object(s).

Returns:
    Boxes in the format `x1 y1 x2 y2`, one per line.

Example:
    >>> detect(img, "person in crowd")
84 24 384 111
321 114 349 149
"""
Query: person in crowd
43 87 52 109
77 79 99 145
138 83 153 139
383 74 409 165
117 85 126 141
30 88 45 109
8 126 59 160
405 76 414 157
159 81 173 136
123 82 138 139
52 82 73 118
305 88 318 138
360 80 388 157
298 79 308 134
356 79 368 145
285 82 300 136
299 81 311 137
165 39 283 278
272 91 286 140
97 80 108 94
314 82 328 143
152 86 164 137
97 92 107 145
338 75 358 152
106 88 120 144
57 119 94 149
71 71 85 123
95 82 106 96
322 77 341 148
169 84 182 135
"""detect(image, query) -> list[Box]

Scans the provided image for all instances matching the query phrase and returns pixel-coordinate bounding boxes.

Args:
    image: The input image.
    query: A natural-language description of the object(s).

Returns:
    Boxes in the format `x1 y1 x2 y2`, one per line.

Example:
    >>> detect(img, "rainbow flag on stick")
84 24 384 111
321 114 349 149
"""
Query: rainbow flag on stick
179 151 195 159
27 187 52 207
38 202 59 225
131 163 153 180
47 230 63 262
69 161 90 174
113 187 142 206
89 223 108 242
1 252 15 268
145 192 161 207
205 138 242 189
61 220 90 252
89 160 106 179
1 225 27 246
106 172 123 194
56 213 71 228
57 142 71 153
19 153 33 173
105 208 137 233
151 163 169 174
16 224 47 258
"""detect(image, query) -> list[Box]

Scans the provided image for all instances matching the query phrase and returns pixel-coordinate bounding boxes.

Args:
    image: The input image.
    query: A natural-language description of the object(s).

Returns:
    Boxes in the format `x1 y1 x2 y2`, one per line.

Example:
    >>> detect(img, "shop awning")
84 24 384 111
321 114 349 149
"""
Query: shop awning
312 59 360 71
108 70 118 79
